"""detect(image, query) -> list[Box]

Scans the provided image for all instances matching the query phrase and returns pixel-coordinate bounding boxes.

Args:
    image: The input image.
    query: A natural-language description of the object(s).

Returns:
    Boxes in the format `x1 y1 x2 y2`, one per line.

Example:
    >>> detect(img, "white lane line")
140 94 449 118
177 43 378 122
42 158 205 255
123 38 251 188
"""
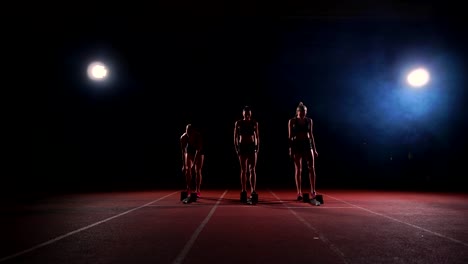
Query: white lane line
172 190 228 264
269 190 349 264
280 206 355 209
0 191 178 263
324 193 468 247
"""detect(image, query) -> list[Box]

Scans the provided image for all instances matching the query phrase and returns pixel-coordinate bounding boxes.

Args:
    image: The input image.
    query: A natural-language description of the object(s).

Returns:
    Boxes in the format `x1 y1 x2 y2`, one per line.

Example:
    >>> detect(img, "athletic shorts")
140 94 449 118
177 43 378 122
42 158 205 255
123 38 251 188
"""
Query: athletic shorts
291 138 312 156
238 142 256 156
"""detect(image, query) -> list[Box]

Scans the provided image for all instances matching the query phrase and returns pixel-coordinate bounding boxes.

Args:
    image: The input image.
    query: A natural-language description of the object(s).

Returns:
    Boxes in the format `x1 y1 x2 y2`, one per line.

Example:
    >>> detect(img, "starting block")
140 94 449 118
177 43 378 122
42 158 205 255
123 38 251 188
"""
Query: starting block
190 192 198 202
181 191 198 203
303 193 324 205
309 194 323 206
316 195 324 204
182 192 198 204
240 191 247 203
180 191 188 201
251 192 258 203
248 192 258 205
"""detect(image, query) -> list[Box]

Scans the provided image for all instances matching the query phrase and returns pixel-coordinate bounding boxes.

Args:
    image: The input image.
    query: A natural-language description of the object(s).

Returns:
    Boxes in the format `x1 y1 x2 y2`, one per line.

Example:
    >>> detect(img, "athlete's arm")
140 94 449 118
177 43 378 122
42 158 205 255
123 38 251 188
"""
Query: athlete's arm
234 121 239 153
180 134 187 167
288 119 293 156
309 118 318 156
255 121 260 153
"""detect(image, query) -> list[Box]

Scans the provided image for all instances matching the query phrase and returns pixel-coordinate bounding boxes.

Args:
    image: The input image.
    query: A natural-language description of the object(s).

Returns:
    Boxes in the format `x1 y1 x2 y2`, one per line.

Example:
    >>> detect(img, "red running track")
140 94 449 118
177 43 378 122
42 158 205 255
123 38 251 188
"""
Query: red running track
1 189 467 264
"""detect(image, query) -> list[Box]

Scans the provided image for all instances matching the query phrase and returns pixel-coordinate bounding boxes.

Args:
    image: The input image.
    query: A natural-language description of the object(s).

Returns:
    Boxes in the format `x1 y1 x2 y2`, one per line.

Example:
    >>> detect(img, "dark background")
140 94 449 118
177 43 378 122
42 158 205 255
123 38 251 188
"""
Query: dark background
4 1 468 198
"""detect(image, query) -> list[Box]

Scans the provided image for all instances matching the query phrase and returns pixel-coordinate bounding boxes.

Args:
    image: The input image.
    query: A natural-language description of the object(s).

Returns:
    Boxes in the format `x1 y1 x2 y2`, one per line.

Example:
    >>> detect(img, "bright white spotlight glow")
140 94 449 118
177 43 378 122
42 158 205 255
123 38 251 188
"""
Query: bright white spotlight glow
407 68 430 88
87 62 108 81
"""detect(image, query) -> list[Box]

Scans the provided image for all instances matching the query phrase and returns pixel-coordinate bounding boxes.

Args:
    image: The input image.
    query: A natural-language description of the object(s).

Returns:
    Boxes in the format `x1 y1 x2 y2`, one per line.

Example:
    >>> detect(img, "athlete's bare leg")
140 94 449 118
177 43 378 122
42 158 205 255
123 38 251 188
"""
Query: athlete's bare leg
195 155 204 196
184 154 194 193
306 150 317 197
239 155 248 192
248 152 257 193
293 154 303 199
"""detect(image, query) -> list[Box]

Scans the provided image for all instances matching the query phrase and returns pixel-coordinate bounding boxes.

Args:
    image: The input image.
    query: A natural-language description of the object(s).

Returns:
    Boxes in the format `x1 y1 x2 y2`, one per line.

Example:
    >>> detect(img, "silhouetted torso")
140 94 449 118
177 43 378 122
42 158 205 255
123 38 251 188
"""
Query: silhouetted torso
236 119 257 144
183 132 203 155
291 117 310 140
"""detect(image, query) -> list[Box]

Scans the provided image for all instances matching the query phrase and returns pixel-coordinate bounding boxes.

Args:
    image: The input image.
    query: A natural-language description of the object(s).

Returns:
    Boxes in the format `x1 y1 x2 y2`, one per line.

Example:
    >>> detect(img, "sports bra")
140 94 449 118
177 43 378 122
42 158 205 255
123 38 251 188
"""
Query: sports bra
185 133 202 152
237 119 256 136
291 117 310 135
